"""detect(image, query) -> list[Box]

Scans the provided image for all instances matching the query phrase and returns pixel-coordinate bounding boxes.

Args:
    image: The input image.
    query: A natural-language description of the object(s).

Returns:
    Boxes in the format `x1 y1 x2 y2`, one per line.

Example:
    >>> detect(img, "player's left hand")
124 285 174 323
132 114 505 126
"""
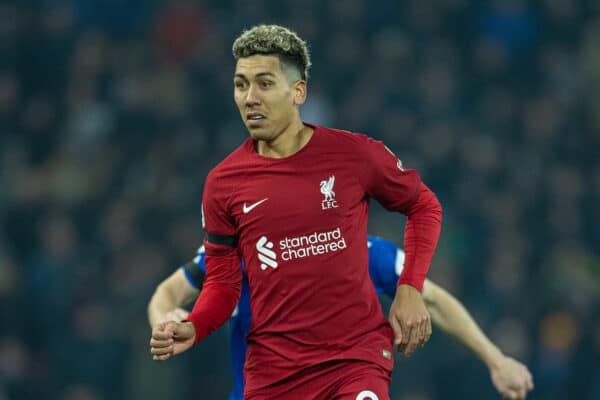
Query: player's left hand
388 284 432 356
490 355 534 399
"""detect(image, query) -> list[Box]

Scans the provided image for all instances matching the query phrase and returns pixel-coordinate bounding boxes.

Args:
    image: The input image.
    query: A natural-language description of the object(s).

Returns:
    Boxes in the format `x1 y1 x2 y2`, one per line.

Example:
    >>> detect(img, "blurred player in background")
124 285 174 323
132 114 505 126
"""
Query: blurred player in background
150 24 442 399
149 236 533 400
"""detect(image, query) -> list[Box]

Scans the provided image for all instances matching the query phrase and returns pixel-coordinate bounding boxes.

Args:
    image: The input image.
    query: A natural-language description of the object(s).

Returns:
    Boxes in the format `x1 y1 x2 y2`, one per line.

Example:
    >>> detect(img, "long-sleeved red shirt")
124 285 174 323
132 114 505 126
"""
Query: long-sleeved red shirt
186 124 442 396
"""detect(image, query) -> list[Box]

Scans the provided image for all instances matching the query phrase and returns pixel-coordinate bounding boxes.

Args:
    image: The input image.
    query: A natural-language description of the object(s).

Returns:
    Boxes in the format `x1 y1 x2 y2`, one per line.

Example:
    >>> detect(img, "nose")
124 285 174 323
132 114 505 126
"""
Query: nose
245 84 260 106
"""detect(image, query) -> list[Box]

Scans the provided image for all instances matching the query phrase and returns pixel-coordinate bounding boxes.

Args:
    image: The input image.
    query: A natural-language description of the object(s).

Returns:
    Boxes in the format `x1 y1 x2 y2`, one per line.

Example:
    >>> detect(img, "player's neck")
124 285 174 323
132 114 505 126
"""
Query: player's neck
256 119 314 159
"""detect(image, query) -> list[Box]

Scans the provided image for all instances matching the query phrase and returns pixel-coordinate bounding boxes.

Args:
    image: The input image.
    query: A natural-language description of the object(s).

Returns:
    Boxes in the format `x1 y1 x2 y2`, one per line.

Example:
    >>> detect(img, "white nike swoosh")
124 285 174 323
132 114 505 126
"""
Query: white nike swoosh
243 198 268 214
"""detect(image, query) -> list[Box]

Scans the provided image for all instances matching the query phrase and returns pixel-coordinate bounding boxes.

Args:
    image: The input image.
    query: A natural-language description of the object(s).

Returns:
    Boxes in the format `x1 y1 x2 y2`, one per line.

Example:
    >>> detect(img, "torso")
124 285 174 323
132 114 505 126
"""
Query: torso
209 125 395 393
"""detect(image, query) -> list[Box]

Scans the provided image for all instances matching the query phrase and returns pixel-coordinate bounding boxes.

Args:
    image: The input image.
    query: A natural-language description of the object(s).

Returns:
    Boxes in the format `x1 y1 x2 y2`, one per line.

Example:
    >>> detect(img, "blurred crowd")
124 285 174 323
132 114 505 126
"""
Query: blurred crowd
0 0 599 399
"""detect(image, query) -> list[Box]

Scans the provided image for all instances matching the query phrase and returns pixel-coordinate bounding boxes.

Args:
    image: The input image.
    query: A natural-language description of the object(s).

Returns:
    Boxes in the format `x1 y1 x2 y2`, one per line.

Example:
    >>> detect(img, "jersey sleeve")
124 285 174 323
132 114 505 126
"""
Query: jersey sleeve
367 236 406 297
399 183 442 290
357 135 442 291
202 170 237 238
357 135 421 213
182 245 206 289
185 171 242 345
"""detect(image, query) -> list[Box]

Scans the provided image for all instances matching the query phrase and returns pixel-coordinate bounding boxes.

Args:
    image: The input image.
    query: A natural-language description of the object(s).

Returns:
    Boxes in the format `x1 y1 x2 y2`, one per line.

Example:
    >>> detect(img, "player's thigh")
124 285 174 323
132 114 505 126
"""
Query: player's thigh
331 363 390 400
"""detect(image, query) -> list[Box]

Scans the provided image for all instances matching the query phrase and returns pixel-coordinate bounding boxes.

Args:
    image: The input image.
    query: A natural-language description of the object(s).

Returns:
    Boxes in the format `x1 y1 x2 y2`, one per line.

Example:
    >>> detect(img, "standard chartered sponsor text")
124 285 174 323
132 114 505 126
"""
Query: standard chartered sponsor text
279 227 347 261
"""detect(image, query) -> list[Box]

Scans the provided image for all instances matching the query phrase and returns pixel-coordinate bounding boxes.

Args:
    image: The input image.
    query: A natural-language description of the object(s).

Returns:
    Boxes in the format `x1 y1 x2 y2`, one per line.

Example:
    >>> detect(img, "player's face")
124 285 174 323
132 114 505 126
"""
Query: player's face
233 55 305 141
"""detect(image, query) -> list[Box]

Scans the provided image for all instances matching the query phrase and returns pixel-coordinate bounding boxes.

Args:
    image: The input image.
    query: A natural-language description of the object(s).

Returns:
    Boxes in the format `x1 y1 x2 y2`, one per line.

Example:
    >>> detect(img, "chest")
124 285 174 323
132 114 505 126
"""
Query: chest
226 158 370 292
229 164 364 236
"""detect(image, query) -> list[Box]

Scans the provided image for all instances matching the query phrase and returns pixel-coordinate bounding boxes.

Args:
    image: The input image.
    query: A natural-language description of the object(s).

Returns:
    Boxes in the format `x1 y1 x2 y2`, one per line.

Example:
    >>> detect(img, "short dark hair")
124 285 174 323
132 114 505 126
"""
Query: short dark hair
232 24 311 81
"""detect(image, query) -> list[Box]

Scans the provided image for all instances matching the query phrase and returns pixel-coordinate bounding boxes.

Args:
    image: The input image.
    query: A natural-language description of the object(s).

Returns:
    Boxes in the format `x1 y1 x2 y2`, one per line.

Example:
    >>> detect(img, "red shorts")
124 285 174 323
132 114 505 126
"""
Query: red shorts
245 360 391 400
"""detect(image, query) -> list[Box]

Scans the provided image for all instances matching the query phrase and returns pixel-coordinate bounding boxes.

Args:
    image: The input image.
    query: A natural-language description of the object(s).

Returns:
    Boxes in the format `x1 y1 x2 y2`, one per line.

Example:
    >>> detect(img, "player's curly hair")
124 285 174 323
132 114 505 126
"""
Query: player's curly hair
232 24 311 81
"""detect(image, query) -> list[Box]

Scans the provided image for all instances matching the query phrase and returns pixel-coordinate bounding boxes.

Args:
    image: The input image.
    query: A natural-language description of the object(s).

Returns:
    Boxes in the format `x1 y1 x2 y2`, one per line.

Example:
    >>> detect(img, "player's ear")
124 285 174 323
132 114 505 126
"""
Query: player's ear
292 80 307 106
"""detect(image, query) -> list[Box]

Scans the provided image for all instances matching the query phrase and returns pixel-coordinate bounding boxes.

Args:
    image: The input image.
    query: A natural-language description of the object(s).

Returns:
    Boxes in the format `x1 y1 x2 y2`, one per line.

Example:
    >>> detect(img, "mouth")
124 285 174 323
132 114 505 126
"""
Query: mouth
246 112 266 127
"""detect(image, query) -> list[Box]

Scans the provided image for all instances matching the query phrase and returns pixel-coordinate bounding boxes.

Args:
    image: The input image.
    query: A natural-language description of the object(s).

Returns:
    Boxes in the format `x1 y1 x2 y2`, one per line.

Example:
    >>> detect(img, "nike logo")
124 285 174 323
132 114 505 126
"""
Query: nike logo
243 198 268 214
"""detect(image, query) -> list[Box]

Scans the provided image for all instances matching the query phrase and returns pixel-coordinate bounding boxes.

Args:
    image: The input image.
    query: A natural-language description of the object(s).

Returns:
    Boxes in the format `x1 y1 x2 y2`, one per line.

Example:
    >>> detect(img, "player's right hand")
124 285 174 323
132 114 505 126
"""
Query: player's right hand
150 321 196 361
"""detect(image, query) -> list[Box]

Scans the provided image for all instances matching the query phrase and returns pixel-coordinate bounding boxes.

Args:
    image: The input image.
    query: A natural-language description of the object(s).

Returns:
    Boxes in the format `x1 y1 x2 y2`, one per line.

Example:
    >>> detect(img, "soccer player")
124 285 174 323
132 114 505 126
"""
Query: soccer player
148 237 535 400
150 25 443 399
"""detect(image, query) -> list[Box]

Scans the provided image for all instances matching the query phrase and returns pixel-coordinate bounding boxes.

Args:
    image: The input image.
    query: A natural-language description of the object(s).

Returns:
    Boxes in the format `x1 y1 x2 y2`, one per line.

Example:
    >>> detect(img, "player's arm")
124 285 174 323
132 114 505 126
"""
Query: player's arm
150 241 241 362
147 264 201 327
388 181 442 355
359 136 442 356
150 173 242 361
422 281 534 399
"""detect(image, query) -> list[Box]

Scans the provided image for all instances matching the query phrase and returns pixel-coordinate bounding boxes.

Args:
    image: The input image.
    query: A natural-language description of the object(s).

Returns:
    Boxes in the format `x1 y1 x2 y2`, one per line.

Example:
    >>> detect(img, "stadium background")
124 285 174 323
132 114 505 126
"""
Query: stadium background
0 0 598 399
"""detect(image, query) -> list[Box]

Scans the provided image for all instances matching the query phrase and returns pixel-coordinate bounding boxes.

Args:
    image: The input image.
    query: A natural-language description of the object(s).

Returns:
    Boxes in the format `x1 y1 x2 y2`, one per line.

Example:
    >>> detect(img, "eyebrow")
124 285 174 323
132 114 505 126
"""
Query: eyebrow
234 72 277 79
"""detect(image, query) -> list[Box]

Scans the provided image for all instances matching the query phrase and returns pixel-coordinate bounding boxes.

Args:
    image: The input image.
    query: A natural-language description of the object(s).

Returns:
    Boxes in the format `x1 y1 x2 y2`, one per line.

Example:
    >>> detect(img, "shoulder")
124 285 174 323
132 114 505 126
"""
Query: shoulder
317 125 375 147
209 140 252 175
205 140 253 187
316 126 390 161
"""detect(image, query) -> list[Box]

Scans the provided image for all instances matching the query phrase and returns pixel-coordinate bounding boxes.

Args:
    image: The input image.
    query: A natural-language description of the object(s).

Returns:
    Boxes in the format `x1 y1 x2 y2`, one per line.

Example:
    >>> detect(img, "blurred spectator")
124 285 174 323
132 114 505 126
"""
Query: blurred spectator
534 311 582 399
155 0 214 65
1 1 598 399
0 337 31 399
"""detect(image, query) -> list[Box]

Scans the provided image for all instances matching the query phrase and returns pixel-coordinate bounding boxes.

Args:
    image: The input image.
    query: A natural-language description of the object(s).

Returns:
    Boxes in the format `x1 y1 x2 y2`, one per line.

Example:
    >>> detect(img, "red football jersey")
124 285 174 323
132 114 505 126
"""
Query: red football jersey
202 124 423 393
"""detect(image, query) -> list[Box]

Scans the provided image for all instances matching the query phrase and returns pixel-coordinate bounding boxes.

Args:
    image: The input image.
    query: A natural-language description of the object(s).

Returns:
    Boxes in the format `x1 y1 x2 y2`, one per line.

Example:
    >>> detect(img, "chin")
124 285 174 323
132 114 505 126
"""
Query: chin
250 133 273 141
247 127 273 141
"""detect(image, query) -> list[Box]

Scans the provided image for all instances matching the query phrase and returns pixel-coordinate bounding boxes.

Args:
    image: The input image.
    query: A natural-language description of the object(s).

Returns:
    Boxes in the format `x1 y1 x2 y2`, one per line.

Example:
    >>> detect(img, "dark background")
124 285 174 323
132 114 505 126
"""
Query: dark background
0 0 598 399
